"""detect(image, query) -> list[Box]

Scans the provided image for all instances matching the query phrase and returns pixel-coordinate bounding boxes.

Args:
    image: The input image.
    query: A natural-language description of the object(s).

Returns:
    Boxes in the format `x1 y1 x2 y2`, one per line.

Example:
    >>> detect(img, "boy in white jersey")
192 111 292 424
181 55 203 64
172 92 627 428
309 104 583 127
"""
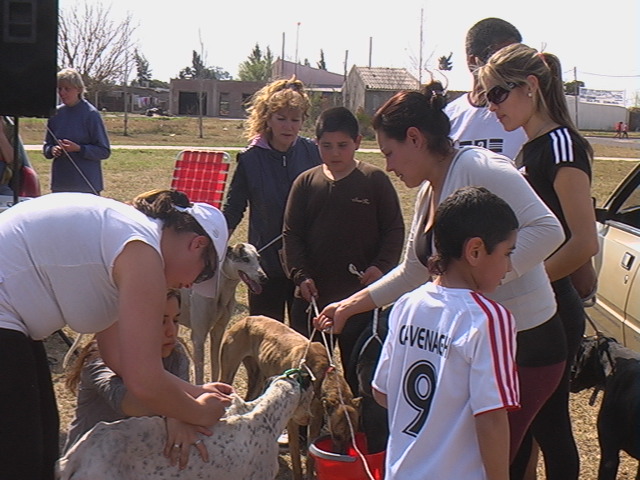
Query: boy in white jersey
372 186 520 480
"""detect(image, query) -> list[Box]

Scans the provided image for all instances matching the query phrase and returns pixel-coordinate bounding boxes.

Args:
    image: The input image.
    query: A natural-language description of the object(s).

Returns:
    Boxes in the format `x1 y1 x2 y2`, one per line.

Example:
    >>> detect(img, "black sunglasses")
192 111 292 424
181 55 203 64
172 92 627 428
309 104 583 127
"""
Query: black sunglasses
194 251 216 284
486 82 518 105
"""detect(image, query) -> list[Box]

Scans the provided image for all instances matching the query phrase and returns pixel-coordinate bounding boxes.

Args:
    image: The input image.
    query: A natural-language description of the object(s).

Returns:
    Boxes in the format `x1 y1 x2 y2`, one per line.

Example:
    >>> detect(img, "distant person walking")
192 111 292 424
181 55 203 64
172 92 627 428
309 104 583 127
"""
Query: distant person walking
43 68 111 194
622 122 629 138
614 121 623 138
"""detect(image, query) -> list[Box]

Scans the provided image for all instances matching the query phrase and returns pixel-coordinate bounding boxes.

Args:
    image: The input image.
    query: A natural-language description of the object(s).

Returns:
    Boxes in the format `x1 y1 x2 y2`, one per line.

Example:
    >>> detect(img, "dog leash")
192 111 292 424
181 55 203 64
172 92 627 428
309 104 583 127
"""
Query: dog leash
307 297 377 480
45 125 100 195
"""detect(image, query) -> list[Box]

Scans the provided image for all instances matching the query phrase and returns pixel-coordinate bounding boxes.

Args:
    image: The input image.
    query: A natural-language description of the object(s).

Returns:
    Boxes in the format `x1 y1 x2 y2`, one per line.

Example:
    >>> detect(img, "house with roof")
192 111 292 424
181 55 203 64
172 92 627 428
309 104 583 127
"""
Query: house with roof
343 66 420 118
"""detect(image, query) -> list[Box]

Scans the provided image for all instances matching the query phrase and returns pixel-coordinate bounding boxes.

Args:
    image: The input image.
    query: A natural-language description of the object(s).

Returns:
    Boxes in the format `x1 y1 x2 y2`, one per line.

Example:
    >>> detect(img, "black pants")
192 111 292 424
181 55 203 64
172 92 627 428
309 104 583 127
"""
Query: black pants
290 297 372 396
248 276 295 323
511 277 585 480
0 328 59 480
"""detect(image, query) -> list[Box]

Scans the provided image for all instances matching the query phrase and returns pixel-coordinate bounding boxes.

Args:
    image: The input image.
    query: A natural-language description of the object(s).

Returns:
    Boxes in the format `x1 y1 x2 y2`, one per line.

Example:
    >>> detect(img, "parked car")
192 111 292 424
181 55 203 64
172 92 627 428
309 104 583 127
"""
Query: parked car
0 115 41 200
588 162 640 351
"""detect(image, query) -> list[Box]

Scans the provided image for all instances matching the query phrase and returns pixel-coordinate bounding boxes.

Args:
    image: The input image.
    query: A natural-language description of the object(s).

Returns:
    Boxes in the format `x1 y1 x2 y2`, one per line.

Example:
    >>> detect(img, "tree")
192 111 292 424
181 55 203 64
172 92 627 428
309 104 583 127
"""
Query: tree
178 51 231 80
132 49 152 86
237 44 273 82
317 49 327 70
438 52 453 71
58 2 137 100
564 80 585 96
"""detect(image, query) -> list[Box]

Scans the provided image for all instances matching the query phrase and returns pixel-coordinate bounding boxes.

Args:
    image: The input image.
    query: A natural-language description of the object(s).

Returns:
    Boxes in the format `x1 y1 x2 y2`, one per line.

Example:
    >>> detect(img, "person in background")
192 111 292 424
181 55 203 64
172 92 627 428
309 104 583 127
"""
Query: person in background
0 189 232 478
0 116 15 195
63 289 191 456
373 186 520 480
479 42 599 480
622 122 629 138
445 17 527 160
43 68 111 194
223 76 321 323
283 106 404 393
315 83 567 467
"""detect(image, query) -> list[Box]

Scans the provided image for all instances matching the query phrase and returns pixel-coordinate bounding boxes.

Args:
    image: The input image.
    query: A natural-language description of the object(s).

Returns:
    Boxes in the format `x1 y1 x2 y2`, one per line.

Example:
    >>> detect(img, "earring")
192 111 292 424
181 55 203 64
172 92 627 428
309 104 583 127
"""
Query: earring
527 92 533 98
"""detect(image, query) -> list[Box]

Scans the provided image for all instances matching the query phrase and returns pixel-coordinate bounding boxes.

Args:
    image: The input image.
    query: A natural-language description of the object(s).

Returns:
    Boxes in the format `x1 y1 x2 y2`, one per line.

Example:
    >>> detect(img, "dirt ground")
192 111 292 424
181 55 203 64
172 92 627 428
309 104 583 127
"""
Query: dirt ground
47 292 639 480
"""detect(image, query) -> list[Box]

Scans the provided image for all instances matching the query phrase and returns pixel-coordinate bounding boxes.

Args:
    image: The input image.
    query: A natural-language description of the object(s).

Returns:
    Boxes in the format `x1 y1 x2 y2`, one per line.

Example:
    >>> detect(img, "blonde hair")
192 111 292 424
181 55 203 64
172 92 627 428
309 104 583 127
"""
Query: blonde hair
477 43 593 158
244 76 310 139
57 68 85 97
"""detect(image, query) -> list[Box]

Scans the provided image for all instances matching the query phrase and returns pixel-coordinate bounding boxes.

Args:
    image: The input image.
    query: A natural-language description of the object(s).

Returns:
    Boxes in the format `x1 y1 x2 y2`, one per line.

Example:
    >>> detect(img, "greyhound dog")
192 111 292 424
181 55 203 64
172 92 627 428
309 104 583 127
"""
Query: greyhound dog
57 373 313 480
219 316 361 480
570 335 640 480
180 242 267 384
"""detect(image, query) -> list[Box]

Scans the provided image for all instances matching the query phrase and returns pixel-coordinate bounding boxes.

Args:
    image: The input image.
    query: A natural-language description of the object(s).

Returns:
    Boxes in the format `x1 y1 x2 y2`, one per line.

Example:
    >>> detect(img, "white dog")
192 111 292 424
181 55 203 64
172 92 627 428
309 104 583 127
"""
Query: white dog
56 373 313 480
180 242 266 384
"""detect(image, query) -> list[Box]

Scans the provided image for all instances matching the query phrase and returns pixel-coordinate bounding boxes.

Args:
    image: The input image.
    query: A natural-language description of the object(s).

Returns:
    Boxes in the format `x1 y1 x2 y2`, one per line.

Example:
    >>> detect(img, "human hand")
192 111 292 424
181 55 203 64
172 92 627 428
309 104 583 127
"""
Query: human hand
197 389 233 426
59 139 81 153
313 301 348 334
164 417 212 469
51 145 64 157
360 266 383 286
299 278 318 303
200 382 235 397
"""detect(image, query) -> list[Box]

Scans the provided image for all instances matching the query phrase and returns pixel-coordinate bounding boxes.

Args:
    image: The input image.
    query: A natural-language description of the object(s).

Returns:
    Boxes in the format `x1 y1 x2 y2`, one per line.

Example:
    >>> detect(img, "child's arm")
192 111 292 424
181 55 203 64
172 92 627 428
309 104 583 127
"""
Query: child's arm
475 408 509 480
372 386 388 408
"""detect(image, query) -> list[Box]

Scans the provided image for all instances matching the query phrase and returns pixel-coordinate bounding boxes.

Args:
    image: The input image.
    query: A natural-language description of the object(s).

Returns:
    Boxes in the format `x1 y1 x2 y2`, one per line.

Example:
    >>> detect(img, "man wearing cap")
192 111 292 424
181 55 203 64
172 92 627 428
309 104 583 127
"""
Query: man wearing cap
0 189 232 478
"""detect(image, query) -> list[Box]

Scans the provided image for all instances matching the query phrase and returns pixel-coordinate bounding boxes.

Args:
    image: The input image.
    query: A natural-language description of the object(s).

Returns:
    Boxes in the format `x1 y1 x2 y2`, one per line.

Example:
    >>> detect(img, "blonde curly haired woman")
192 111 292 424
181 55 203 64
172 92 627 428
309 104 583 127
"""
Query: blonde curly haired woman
223 76 321 323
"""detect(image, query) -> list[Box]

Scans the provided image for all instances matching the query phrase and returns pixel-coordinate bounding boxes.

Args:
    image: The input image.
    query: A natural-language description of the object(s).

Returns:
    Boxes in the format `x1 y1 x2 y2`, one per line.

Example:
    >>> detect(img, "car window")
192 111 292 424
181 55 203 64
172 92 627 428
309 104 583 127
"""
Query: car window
612 183 640 230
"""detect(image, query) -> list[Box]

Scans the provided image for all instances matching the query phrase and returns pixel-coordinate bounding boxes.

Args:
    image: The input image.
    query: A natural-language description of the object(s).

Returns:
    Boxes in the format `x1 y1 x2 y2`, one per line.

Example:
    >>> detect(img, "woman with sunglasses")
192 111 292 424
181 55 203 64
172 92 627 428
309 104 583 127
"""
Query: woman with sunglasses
315 81 568 467
478 43 598 480
0 189 233 479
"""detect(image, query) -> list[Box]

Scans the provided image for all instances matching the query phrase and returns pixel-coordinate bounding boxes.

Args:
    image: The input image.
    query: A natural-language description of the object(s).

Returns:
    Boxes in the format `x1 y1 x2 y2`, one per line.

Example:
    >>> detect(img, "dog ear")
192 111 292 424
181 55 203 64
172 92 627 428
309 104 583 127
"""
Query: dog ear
352 396 362 410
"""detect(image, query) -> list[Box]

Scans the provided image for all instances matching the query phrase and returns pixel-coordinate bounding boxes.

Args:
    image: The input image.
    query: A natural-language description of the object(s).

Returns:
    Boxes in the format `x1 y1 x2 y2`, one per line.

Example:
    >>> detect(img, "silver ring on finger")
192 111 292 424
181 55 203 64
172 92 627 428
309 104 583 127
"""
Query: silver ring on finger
173 443 181 449
194 439 203 446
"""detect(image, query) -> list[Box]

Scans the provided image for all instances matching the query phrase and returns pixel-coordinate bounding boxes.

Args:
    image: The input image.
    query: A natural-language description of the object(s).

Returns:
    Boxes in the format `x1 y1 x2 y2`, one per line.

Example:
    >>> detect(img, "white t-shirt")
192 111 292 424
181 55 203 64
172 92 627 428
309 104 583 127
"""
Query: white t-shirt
369 147 564 331
373 282 519 480
0 193 163 339
446 93 528 161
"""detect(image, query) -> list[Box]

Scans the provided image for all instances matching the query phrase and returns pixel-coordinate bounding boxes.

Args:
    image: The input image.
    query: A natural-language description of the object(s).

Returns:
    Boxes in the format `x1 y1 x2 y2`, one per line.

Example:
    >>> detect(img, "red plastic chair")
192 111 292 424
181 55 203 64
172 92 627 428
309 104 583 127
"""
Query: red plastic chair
170 150 231 209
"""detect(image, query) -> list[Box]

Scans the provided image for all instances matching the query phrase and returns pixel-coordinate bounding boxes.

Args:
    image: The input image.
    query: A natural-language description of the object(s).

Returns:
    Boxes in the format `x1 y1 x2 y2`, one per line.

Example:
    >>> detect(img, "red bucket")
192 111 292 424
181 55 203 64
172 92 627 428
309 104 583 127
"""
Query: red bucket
308 432 385 480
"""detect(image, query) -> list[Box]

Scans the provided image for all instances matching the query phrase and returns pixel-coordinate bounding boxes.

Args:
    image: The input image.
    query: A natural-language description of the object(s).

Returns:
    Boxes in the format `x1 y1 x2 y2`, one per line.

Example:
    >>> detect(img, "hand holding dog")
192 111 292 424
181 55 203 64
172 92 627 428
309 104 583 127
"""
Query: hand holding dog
163 417 211 469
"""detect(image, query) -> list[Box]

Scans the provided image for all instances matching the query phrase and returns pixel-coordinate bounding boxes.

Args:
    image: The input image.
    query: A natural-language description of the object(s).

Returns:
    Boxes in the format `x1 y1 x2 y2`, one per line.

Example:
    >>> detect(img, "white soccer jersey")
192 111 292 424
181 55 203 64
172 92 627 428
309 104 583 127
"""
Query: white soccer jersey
446 93 527 161
372 282 519 480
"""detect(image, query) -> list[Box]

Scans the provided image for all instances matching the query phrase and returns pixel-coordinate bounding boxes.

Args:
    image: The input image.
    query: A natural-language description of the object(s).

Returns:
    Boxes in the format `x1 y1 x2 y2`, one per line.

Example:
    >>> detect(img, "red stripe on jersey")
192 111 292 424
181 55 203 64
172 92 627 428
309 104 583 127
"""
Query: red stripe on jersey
470 292 519 407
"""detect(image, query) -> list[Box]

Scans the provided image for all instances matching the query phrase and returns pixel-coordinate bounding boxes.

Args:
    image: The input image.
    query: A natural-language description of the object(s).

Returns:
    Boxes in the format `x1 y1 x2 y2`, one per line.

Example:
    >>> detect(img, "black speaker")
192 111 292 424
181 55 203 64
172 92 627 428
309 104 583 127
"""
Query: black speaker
0 0 58 118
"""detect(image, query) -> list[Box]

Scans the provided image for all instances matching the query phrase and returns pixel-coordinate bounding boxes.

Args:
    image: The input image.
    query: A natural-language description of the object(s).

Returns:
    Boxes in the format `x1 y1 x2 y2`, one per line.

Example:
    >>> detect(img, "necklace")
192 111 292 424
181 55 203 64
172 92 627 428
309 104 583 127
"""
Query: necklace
528 121 557 140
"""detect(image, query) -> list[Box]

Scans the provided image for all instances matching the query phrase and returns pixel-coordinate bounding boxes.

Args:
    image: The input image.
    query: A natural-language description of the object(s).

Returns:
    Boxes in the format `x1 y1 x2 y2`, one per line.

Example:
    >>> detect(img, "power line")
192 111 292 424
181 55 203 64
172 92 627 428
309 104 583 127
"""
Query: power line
579 71 640 78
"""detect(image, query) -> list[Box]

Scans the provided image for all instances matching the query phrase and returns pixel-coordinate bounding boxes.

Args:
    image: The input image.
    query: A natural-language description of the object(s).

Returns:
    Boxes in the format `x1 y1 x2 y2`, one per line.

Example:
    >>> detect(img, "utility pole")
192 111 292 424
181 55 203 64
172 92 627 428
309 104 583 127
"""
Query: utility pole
574 66 579 128
281 32 285 78
123 50 129 136
344 50 349 79
419 7 424 84
368 37 372 68
294 22 301 76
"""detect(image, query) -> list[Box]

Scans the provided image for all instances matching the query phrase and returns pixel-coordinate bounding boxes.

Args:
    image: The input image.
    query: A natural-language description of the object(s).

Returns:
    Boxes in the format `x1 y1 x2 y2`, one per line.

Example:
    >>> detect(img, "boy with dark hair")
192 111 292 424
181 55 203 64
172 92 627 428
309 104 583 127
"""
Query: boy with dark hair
373 186 520 480
283 106 404 392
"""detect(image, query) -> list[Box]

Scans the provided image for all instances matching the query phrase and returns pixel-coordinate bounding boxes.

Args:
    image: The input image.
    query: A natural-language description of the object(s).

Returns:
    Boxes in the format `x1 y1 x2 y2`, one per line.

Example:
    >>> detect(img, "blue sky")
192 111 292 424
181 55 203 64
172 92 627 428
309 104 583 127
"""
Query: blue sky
61 0 640 104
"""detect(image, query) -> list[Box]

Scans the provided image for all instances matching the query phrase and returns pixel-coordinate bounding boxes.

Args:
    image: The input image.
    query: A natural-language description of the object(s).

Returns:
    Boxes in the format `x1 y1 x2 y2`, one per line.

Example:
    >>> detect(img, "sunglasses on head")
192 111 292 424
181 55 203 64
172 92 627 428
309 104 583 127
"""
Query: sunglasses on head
194 251 216 284
486 82 518 105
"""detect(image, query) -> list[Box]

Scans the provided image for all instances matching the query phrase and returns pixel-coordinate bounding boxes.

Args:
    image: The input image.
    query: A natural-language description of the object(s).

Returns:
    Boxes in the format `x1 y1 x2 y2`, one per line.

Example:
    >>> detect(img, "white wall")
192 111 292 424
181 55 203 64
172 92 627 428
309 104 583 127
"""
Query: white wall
566 96 628 131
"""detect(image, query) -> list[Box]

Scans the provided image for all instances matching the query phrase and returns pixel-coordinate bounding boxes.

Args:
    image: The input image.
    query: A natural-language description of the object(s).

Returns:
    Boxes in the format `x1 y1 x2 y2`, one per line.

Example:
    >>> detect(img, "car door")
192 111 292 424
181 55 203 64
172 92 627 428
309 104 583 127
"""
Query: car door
592 164 640 350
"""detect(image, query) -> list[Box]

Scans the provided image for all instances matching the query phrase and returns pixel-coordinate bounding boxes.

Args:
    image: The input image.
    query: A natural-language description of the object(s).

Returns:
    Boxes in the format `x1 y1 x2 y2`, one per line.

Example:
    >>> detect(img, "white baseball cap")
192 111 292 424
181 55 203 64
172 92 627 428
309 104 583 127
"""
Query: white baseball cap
175 202 228 298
